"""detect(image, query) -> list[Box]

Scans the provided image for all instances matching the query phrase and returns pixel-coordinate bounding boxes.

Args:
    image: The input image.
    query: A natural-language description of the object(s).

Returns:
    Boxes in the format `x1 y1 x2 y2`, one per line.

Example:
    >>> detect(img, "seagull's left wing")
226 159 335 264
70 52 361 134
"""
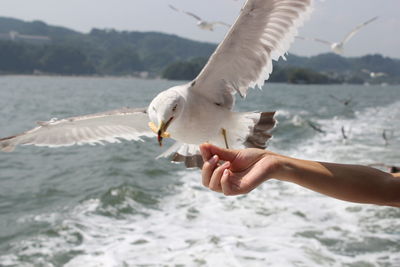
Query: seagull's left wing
0 107 152 152
168 4 202 22
212 21 232 28
191 0 313 105
342 16 378 44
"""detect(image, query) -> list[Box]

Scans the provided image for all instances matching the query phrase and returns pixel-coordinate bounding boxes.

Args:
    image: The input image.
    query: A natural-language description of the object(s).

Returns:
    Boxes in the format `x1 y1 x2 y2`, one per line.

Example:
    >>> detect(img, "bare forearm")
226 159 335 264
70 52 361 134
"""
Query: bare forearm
272 155 400 207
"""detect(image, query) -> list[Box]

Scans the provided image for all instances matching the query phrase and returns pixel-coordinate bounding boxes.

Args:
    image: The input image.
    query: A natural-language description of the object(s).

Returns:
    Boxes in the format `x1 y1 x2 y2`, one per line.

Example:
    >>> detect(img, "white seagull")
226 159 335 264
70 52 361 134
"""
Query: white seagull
297 16 378 55
361 69 387 79
0 0 314 168
168 4 231 31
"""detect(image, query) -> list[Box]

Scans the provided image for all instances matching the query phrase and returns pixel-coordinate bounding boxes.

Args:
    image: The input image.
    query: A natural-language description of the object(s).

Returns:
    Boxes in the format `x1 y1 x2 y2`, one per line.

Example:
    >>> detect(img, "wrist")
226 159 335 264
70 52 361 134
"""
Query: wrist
262 153 297 182
258 153 286 181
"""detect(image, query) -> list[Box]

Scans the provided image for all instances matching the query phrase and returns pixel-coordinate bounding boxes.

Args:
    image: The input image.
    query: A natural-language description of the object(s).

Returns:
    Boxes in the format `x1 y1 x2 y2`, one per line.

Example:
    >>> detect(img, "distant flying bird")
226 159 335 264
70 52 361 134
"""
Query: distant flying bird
340 126 352 144
382 129 394 146
362 69 387 79
329 94 352 107
168 4 231 31
306 120 325 134
1 0 313 168
382 129 389 146
341 126 348 140
297 16 378 55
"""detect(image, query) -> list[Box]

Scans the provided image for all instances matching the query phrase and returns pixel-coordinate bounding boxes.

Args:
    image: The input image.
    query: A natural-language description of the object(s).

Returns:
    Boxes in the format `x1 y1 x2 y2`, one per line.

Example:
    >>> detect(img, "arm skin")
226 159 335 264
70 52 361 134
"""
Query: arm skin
200 143 400 207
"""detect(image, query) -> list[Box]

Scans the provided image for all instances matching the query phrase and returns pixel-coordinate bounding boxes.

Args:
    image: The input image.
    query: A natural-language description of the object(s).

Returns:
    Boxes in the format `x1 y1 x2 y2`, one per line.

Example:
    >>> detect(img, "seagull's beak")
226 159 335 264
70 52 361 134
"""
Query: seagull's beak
157 117 173 146
157 121 166 146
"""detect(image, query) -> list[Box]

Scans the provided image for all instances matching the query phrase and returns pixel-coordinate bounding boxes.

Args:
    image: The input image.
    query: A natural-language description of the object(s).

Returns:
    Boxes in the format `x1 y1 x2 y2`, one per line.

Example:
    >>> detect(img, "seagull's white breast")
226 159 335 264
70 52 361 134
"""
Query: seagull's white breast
168 91 231 145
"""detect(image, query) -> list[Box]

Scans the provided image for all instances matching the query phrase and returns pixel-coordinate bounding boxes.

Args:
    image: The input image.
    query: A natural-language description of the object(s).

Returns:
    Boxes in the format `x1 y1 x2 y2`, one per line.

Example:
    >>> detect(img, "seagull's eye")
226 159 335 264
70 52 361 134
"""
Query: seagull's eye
172 105 177 112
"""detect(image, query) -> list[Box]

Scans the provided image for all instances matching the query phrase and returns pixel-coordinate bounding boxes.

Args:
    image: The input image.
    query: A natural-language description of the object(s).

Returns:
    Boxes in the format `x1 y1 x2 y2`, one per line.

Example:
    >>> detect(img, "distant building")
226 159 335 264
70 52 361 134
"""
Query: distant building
0 31 51 44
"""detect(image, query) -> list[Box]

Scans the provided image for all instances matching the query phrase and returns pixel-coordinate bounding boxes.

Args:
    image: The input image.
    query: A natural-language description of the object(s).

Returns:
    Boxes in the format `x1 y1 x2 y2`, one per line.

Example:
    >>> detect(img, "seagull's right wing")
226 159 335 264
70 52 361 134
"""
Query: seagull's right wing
0 107 152 152
341 16 378 44
311 37 332 45
212 21 232 28
296 36 332 45
190 0 313 106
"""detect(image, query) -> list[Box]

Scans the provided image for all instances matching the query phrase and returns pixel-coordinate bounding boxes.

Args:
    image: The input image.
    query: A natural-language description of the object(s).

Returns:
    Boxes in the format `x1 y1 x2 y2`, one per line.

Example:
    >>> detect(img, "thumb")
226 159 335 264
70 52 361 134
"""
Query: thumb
201 143 238 162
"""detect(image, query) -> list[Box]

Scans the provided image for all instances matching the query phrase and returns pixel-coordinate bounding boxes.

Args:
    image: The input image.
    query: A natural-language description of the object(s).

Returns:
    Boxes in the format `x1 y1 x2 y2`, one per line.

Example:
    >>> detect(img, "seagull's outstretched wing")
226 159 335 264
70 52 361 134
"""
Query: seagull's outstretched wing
296 36 332 45
0 107 152 152
341 16 378 45
168 4 202 22
191 0 313 106
212 21 232 28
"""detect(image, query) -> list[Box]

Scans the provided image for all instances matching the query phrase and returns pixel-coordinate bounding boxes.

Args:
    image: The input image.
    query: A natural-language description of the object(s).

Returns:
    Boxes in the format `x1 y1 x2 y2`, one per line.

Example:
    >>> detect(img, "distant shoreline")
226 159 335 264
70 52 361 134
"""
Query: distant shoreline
1 74 397 87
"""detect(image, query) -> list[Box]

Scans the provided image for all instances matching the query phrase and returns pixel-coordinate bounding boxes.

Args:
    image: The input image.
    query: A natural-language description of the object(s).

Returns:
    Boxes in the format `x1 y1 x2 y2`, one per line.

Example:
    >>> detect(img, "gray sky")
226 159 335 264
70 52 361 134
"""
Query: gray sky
1 0 399 58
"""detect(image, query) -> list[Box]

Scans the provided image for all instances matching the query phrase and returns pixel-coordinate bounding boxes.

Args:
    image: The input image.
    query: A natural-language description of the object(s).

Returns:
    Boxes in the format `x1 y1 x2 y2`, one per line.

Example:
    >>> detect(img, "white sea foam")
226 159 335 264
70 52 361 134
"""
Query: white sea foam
2 167 400 266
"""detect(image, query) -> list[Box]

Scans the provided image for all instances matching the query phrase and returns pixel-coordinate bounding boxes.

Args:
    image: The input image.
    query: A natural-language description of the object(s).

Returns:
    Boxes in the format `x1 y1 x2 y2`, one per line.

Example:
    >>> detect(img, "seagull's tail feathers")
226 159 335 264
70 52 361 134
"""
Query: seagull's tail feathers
243 111 276 149
157 142 203 169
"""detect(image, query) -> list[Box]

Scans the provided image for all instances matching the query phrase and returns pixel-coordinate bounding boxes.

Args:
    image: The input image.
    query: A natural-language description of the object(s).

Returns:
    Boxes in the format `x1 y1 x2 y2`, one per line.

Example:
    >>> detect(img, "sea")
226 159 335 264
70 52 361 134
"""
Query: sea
0 75 399 267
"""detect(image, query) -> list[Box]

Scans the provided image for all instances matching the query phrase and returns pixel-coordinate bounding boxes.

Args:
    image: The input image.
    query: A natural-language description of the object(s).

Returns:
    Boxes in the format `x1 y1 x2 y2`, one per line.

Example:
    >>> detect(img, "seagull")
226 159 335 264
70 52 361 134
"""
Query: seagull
361 69 387 79
329 94 352 107
306 120 325 134
297 16 378 55
168 4 231 31
0 0 314 168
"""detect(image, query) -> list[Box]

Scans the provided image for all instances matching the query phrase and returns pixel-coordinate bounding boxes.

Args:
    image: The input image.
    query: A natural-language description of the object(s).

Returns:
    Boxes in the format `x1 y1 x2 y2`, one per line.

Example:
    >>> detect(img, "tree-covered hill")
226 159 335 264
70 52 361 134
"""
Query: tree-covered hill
0 17 216 75
1 16 399 84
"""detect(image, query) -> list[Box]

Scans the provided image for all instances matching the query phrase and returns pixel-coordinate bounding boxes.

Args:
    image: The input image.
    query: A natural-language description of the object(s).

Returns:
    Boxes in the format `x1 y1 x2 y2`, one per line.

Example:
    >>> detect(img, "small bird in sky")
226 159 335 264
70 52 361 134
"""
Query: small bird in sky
329 94 352 107
297 16 378 55
168 4 231 31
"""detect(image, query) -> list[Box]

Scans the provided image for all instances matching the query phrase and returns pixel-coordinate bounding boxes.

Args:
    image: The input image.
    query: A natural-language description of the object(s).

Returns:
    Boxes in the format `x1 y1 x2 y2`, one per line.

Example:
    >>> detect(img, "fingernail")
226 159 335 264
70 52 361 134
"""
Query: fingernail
209 155 218 164
222 161 230 168
223 169 229 176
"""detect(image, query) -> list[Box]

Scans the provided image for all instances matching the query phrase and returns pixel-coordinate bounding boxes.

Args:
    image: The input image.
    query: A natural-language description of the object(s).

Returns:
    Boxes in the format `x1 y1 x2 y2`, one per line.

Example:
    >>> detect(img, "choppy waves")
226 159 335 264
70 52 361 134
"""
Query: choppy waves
1 78 400 266
2 171 400 266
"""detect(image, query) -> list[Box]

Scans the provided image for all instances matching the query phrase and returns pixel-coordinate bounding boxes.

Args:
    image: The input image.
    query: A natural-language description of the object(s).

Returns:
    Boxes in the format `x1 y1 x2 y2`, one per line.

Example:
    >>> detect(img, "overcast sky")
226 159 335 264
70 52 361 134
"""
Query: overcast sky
1 0 399 58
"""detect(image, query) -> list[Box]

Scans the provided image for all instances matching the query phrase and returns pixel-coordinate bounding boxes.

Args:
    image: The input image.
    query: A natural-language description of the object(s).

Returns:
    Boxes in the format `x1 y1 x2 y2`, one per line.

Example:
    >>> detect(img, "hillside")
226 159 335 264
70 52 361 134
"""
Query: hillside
0 17 216 75
0 16 399 84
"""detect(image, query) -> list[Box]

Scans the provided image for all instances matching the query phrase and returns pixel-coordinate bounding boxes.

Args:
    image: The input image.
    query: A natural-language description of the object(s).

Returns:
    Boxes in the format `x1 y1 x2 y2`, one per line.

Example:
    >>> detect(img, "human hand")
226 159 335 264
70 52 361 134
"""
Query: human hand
199 143 281 195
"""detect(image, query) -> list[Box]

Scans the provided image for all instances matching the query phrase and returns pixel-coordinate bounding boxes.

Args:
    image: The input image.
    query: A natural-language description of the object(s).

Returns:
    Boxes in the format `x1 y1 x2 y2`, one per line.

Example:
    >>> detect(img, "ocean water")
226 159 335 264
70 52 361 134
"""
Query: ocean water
0 75 399 267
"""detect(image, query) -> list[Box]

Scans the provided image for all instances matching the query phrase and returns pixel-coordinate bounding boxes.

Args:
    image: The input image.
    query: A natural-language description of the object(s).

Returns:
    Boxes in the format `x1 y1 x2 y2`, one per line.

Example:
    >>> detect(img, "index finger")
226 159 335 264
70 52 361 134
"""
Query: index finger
199 143 213 162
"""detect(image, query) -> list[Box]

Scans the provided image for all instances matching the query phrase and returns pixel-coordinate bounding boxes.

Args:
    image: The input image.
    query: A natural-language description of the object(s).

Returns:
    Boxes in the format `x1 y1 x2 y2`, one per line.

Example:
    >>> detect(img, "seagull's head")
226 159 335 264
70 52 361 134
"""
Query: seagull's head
148 89 185 146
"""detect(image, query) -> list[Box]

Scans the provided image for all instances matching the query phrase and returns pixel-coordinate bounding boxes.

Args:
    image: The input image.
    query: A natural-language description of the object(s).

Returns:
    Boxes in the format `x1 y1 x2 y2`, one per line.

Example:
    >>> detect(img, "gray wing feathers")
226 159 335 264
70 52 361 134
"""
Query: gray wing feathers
244 111 276 149
192 0 313 103
172 153 204 169
0 107 152 152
